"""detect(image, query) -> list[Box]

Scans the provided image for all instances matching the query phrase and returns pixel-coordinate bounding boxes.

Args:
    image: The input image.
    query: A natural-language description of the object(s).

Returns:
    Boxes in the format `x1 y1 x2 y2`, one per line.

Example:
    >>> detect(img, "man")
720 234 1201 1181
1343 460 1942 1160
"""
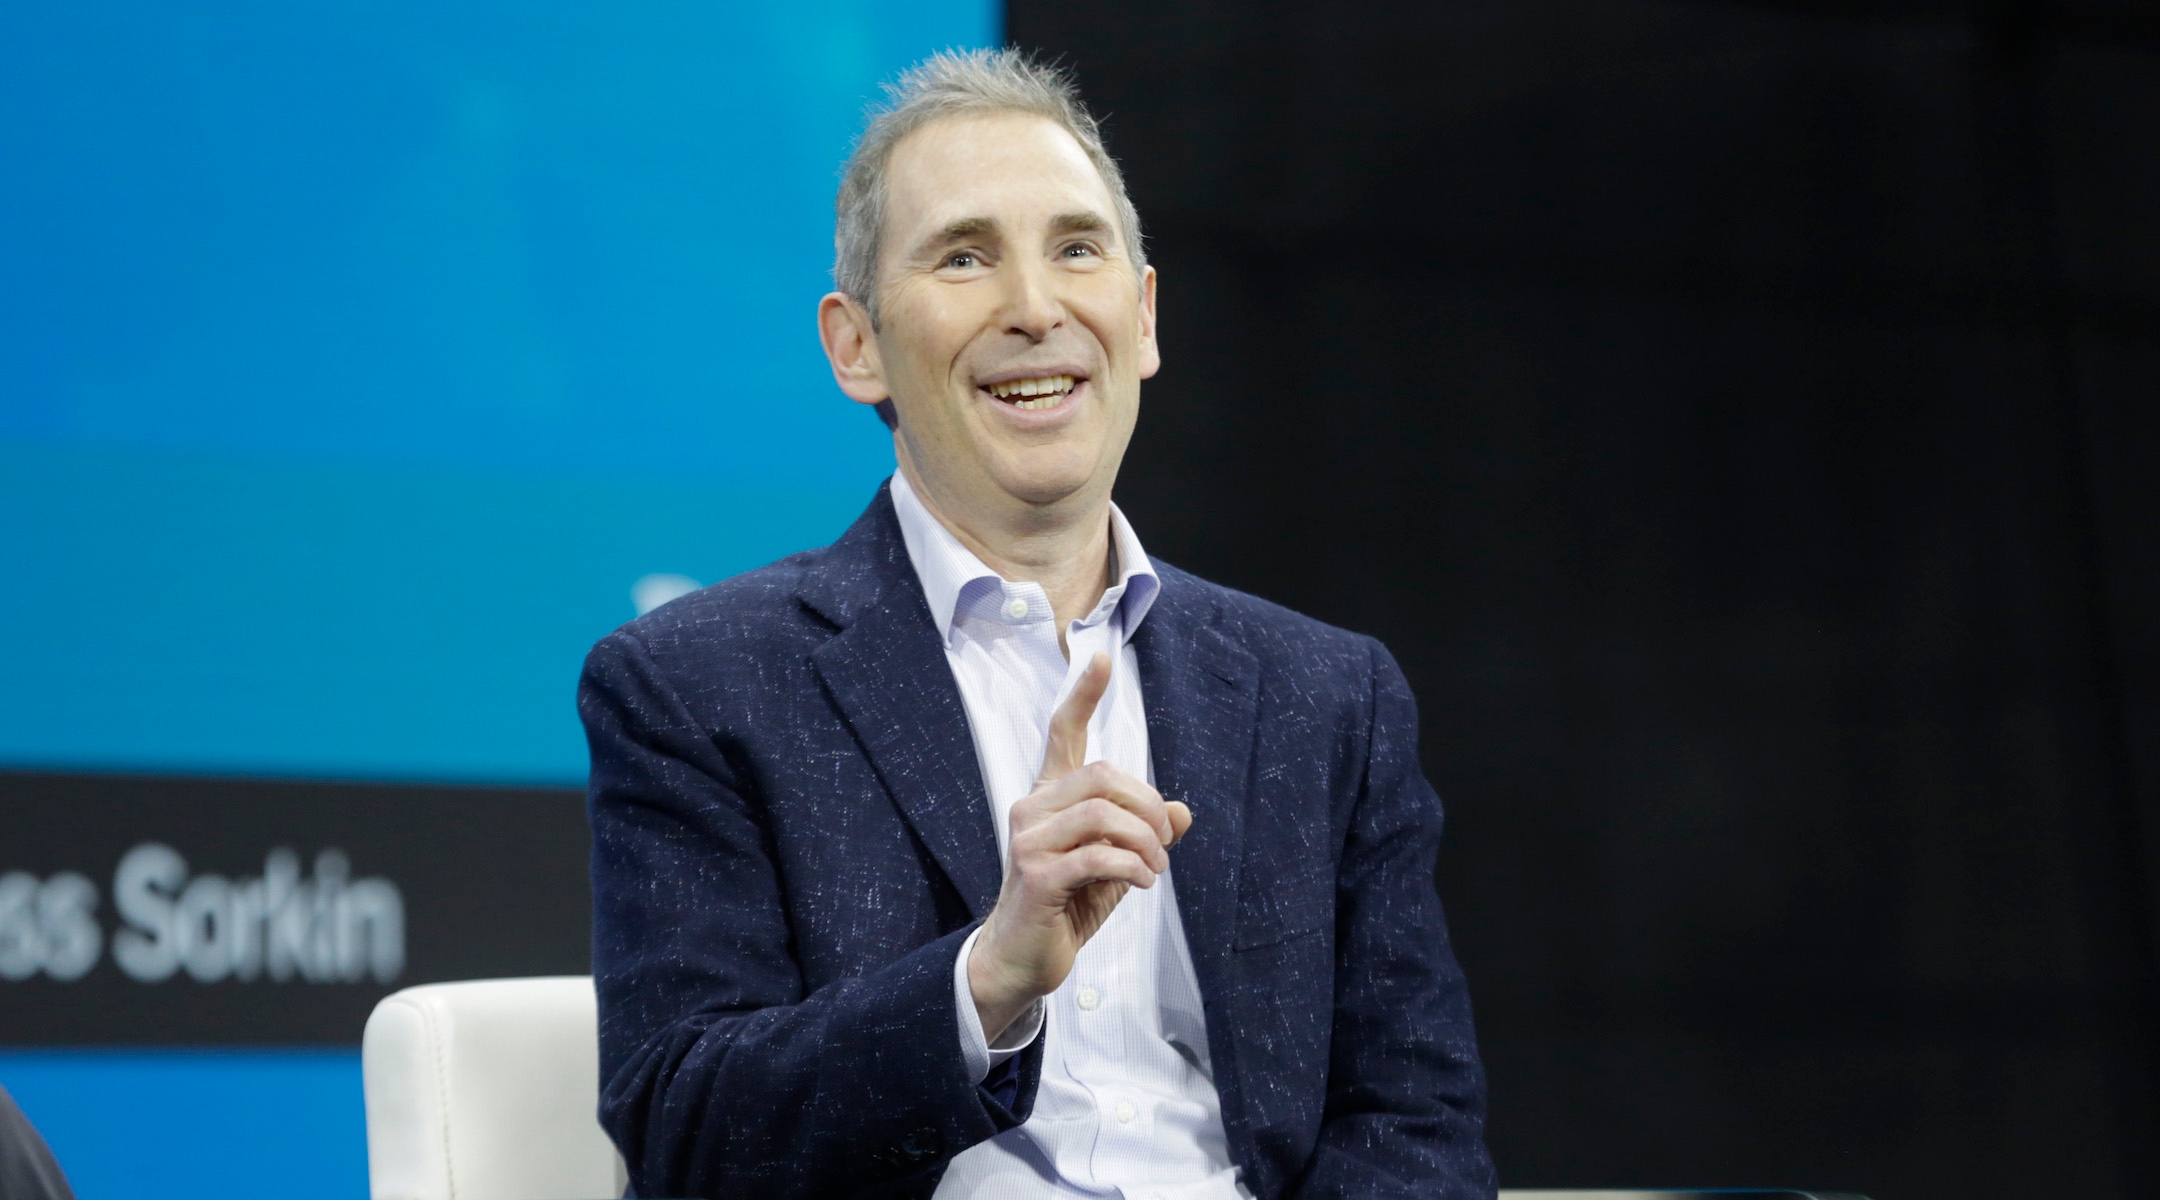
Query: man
581 49 1493 1199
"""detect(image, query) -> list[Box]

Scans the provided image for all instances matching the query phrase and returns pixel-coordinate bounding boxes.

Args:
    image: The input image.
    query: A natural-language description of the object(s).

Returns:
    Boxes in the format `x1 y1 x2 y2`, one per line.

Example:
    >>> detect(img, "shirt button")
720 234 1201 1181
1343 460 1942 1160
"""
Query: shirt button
1077 986 1101 1011
1114 1100 1136 1124
1005 598 1029 619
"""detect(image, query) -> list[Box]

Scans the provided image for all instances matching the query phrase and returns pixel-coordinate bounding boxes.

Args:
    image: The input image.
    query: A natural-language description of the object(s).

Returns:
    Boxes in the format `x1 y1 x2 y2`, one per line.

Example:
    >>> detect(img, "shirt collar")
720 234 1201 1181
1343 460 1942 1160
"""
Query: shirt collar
888 470 1161 644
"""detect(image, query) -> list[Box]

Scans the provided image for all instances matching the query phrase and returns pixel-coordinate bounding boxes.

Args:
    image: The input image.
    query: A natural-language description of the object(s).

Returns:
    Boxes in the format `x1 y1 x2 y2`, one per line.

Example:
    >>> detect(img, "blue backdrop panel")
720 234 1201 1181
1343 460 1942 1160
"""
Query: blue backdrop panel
0 2 997 1197
1 0 998 784
1 1050 365 1200
0 444 868 782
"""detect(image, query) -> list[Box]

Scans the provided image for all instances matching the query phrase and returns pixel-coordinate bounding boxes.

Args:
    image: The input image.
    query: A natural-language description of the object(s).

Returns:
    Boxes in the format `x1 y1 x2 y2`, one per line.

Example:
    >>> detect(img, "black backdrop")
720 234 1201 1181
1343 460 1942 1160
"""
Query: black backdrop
1005 1 2160 1196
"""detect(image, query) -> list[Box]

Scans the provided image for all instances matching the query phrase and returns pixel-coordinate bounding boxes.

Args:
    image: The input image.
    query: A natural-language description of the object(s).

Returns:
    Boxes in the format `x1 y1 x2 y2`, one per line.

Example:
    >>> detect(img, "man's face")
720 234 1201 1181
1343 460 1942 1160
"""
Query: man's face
854 112 1157 517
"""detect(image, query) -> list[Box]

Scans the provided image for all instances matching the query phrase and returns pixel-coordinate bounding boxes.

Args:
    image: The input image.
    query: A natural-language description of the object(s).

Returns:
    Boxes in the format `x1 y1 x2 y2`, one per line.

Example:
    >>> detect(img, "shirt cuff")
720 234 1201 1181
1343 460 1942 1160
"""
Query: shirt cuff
953 925 1045 1083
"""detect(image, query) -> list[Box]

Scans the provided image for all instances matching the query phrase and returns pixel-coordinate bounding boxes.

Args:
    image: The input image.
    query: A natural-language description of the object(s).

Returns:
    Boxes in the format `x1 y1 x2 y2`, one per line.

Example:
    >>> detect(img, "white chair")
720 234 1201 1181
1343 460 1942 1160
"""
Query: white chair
362 977 629 1200
360 976 1866 1200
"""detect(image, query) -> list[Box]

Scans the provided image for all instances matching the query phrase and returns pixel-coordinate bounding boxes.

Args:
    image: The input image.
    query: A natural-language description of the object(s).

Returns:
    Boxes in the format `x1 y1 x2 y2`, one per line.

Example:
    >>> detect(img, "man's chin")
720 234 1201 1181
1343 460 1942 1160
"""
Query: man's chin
990 462 1102 512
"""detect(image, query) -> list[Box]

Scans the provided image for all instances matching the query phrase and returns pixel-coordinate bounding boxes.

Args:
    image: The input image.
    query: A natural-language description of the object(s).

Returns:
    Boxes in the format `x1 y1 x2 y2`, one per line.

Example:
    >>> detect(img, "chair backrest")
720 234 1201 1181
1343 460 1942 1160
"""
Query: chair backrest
362 976 629 1200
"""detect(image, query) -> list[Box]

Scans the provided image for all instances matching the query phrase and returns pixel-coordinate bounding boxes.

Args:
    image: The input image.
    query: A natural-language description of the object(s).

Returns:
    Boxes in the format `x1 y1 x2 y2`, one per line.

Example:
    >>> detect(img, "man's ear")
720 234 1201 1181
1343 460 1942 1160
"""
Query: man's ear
1136 266 1161 381
818 291 890 407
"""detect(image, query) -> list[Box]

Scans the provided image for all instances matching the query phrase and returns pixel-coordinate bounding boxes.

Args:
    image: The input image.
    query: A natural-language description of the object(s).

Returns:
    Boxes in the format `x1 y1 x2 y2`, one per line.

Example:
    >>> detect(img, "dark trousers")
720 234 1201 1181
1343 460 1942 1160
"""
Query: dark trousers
0 1085 73 1200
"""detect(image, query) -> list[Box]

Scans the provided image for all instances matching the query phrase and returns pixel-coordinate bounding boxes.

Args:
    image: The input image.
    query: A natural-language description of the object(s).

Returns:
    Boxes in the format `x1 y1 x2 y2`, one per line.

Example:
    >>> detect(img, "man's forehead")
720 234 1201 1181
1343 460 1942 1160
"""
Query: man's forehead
885 112 1115 233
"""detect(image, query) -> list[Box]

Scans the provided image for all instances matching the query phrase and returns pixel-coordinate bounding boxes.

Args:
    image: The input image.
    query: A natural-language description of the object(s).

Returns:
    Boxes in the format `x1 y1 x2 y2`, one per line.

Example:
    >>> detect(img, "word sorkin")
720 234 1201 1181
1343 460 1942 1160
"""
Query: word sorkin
0 844 405 986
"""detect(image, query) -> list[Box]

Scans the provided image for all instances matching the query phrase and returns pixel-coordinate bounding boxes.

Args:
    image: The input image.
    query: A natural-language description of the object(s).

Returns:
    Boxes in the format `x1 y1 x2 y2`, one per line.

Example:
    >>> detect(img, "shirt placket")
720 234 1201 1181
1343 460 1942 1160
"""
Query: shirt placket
1053 614 1150 1184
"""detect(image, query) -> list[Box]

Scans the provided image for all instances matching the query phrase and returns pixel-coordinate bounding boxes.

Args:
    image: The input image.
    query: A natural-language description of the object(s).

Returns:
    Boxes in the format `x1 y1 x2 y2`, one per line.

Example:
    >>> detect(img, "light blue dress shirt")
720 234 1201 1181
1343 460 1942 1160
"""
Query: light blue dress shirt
887 471 1250 1200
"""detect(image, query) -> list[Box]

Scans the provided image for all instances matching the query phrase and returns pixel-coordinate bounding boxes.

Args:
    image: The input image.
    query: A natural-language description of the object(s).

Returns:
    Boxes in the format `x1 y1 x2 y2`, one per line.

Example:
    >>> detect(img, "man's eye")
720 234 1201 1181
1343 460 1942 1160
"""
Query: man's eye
1062 243 1098 258
945 252 979 269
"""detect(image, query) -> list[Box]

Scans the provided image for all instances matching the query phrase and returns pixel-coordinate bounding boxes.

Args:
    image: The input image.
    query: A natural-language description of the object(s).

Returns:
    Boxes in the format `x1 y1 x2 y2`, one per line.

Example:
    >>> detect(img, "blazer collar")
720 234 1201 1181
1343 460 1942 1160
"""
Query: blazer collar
1131 564 1260 1157
1131 567 1258 988
796 484 1263 968
886 467 1164 647
801 483 1004 919
795 480 914 631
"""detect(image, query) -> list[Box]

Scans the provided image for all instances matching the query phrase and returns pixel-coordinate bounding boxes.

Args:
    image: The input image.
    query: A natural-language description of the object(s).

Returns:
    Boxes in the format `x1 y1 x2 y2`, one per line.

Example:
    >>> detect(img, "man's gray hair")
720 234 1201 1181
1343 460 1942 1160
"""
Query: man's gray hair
834 48 1147 325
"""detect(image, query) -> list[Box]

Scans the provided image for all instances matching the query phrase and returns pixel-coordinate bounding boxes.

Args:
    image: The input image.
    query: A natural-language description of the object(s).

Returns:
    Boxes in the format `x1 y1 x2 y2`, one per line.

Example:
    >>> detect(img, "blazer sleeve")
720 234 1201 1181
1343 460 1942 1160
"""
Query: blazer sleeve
579 629 1036 1199
1298 638 1497 1199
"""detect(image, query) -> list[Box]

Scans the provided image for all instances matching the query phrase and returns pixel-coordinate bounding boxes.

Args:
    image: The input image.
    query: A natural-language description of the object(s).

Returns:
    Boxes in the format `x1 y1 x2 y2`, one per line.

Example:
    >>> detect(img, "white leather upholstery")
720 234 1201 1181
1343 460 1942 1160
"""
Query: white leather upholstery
356 979 1854 1200
362 976 629 1200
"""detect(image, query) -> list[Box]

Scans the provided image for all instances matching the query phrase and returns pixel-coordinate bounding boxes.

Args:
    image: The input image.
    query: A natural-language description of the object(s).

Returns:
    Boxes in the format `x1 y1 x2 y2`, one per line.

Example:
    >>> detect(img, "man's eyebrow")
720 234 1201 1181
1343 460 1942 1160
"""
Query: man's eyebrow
1048 210 1113 238
915 216 998 255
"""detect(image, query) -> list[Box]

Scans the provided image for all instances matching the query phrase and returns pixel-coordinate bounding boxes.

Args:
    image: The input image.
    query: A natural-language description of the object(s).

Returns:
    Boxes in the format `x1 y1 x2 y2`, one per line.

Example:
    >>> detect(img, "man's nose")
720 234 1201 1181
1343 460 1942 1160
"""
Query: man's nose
1000 256 1063 341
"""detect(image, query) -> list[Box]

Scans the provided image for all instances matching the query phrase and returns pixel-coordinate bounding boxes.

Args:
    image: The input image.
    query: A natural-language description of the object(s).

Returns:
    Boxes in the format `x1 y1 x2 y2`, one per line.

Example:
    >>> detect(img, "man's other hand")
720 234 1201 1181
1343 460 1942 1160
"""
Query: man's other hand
968 651 1194 1041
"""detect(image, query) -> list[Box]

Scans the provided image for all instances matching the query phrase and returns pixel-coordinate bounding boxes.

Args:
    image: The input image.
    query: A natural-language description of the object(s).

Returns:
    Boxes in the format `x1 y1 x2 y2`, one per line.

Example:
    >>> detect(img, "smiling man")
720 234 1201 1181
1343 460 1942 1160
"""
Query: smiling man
580 50 1494 1200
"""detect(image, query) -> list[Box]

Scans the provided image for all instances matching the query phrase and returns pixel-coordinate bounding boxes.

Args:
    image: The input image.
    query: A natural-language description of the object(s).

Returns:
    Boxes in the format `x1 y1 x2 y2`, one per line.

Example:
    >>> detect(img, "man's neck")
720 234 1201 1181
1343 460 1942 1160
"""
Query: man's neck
896 460 1113 650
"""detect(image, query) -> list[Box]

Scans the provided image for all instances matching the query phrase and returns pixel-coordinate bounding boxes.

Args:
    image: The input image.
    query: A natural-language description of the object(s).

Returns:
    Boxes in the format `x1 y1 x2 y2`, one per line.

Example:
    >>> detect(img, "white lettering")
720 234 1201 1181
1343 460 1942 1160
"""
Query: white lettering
0 872 104 981
265 847 313 982
38 872 103 981
175 874 235 983
114 843 186 982
0 873 39 981
8 844 405 987
229 878 266 981
341 877 406 983
313 849 348 982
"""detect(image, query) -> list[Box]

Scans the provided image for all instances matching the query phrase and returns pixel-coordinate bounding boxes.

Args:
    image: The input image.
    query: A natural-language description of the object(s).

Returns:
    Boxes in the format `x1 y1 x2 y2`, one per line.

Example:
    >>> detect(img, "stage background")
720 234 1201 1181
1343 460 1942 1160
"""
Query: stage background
1006 0 2160 1197
0 2 993 1196
7 2 2157 1199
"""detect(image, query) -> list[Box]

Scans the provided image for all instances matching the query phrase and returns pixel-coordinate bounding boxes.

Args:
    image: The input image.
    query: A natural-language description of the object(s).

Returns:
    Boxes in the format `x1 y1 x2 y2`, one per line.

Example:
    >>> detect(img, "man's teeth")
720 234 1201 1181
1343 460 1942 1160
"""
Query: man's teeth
986 374 1076 409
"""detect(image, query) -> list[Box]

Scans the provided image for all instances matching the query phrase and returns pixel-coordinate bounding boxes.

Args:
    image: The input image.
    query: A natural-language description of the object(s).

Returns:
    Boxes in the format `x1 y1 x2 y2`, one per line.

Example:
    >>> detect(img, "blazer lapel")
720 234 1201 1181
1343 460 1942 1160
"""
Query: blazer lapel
1133 567 1259 1002
796 497 1263 949
803 488 1003 920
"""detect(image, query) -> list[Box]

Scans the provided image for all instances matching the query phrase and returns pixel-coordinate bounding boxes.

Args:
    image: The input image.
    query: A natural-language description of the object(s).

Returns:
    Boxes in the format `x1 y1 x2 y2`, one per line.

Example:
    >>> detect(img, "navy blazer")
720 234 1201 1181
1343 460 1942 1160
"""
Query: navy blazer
581 483 1495 1199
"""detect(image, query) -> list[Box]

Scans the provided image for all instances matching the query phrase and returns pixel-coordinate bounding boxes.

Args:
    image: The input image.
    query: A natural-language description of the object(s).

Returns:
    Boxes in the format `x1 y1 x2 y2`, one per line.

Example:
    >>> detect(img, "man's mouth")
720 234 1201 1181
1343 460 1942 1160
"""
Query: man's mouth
982 374 1078 411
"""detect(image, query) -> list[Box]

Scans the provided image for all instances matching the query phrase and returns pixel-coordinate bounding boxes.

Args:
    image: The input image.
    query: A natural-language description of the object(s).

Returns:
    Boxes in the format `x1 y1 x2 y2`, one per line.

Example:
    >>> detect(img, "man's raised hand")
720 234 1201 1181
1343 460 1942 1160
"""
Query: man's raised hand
967 651 1194 1041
